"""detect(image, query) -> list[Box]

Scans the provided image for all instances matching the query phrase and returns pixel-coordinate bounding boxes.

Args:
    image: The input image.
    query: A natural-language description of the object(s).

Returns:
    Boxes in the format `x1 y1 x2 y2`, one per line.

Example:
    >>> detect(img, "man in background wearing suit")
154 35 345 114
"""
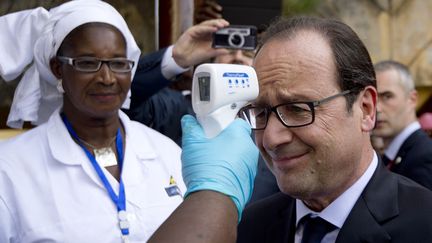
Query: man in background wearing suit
237 16 432 242
128 19 229 108
373 60 432 190
125 19 229 145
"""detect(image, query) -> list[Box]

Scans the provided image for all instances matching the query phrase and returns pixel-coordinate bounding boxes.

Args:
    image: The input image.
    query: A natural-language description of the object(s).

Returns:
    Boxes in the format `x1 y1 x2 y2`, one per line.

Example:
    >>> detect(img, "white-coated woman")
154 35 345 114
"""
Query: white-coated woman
0 1 185 242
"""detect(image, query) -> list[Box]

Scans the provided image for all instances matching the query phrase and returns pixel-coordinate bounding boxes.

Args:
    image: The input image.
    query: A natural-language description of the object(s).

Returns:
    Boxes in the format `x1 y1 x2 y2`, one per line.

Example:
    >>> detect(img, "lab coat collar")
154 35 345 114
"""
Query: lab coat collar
119 110 158 161
48 108 157 165
48 108 85 166
48 108 159 191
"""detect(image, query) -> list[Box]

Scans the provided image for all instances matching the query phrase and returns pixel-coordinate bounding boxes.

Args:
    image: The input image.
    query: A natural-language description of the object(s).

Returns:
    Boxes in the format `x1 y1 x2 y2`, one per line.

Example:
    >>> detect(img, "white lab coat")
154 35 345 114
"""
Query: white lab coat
0 109 185 243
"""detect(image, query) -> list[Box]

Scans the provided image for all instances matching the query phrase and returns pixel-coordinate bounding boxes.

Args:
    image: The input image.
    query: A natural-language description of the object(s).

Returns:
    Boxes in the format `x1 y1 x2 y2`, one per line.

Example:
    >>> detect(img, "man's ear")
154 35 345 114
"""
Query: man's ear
359 86 377 132
49 57 62 79
408 89 418 110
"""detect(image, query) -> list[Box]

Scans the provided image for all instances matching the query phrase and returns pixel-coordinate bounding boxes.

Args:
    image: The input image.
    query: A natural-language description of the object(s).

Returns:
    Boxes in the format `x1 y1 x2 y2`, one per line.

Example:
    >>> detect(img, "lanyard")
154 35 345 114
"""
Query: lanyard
61 114 129 237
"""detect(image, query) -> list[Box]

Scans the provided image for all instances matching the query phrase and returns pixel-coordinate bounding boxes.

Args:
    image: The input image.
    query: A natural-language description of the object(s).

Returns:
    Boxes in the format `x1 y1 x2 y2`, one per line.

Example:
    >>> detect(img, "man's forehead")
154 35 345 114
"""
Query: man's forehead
252 32 338 105
376 70 406 91
253 81 337 106
254 33 334 73
255 30 330 57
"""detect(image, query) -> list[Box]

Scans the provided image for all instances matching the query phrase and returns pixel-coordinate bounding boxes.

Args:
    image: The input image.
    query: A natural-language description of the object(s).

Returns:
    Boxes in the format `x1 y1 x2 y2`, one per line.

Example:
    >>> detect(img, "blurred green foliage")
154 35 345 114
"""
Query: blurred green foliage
282 0 320 16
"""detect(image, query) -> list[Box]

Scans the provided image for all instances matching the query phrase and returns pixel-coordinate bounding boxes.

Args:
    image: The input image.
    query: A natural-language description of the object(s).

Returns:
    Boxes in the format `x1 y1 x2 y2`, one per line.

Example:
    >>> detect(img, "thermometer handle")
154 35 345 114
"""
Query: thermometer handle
197 102 247 138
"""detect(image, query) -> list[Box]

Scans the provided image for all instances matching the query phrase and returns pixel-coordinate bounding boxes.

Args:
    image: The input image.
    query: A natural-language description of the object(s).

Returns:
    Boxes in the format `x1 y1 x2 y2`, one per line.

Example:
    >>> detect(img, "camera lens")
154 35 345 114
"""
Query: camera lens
228 33 245 48
231 35 242 45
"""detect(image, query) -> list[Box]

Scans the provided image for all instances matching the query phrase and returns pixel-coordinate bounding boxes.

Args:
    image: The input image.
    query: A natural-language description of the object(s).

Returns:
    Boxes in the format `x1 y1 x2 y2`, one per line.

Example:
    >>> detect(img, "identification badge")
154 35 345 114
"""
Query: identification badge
165 176 182 197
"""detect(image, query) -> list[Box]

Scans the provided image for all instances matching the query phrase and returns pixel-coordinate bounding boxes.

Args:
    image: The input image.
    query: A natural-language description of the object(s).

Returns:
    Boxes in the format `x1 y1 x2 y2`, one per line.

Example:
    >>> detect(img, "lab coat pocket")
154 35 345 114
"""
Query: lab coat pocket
126 179 183 238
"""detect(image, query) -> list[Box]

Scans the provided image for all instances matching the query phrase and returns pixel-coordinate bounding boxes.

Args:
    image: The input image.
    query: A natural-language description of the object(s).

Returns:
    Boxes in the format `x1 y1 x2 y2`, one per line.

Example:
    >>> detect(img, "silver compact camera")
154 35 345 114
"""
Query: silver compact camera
212 25 257 50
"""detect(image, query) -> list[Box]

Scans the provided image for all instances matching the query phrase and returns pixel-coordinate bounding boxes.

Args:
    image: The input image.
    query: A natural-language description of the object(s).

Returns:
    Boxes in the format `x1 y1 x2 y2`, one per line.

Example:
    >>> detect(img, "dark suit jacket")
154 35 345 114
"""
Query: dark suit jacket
126 87 193 146
388 128 432 190
126 48 194 145
130 48 171 106
238 160 432 243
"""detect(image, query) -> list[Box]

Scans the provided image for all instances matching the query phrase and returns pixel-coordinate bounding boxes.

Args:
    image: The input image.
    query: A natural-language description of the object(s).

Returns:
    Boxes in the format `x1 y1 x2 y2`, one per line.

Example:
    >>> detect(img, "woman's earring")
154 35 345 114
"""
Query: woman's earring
57 79 65 93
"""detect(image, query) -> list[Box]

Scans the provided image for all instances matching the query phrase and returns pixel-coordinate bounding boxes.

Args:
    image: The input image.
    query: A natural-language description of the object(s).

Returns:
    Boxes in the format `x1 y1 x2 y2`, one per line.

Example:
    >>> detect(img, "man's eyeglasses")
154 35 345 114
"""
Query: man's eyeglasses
238 90 352 130
57 56 134 73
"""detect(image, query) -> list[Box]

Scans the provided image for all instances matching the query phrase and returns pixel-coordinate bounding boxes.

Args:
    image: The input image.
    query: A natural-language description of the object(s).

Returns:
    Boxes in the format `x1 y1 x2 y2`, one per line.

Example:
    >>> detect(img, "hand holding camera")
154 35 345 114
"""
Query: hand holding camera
172 19 230 68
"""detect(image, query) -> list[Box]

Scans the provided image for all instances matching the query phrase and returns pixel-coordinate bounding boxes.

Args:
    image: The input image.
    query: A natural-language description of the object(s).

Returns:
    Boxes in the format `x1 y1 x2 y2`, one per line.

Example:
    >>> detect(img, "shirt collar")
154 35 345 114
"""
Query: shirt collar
296 152 378 228
50 109 157 166
384 121 420 160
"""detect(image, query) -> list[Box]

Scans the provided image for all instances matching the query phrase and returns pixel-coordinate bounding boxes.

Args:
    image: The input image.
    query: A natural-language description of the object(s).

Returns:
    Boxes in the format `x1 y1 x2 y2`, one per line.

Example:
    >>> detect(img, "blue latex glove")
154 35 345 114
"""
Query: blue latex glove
180 115 259 219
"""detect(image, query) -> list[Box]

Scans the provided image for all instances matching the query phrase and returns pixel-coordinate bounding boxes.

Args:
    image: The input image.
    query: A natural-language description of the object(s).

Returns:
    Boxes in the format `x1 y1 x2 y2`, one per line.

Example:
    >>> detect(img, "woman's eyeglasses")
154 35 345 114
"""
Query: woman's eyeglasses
57 56 134 73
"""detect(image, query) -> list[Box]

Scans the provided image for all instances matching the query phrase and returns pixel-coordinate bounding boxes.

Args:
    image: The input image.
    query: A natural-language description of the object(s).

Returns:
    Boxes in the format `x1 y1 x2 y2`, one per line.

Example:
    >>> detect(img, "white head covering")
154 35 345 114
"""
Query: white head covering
0 0 141 128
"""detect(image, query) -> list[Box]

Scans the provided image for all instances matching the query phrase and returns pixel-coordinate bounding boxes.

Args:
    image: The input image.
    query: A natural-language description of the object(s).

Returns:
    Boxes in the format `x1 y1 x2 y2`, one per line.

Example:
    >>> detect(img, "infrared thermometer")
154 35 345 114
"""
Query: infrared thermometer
192 63 259 138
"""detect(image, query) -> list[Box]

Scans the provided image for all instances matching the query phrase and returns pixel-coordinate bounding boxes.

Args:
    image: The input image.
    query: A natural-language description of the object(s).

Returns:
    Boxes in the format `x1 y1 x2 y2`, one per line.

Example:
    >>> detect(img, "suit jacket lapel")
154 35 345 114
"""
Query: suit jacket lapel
392 129 423 171
337 160 397 242
337 196 391 242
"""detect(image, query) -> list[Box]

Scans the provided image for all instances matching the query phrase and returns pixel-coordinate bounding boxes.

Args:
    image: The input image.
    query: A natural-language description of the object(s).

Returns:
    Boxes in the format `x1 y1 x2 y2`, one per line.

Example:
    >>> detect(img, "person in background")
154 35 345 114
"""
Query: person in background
126 0 228 142
126 19 229 145
419 112 432 137
373 60 432 190
129 18 230 105
237 16 432 242
213 49 256 65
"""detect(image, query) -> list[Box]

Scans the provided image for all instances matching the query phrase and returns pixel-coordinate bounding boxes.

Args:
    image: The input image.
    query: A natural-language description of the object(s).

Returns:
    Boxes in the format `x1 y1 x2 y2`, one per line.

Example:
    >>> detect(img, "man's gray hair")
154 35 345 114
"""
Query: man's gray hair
374 60 415 92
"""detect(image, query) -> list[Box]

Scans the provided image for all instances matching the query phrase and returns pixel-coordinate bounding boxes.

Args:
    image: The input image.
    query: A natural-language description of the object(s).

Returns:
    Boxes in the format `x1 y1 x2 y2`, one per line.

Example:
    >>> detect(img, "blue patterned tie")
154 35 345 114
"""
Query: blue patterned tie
301 215 337 243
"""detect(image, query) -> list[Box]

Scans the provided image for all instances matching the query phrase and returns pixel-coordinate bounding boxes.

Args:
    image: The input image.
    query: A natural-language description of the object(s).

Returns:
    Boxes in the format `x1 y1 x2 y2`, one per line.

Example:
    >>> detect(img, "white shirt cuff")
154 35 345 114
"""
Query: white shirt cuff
161 45 190 80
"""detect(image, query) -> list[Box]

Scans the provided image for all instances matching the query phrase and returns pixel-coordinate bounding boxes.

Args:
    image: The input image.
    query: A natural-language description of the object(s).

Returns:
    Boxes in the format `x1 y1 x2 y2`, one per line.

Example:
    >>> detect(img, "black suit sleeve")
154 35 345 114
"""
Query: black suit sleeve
130 48 171 107
126 87 194 146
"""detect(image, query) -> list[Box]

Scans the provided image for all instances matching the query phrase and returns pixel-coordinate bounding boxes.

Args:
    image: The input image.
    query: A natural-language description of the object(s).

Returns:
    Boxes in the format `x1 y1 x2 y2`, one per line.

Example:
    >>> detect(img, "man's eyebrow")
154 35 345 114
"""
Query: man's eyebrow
378 91 392 96
251 100 267 107
253 95 315 107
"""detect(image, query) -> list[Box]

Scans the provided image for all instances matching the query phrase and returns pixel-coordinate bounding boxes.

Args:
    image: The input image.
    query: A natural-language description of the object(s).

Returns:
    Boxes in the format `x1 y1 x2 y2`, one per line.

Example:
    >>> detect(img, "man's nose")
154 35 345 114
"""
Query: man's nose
262 113 294 151
233 50 245 63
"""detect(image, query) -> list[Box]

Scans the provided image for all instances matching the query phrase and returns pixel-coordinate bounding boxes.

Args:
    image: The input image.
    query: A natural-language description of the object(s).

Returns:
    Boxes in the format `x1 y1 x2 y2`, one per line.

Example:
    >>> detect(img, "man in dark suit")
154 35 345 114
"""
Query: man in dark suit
373 60 432 190
128 19 230 107
238 161 432 242
126 19 230 144
237 16 432 242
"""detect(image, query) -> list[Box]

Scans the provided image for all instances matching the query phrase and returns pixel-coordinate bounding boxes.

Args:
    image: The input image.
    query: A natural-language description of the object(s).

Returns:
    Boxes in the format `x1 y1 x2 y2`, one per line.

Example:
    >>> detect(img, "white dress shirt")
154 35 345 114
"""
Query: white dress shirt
384 121 421 161
294 152 378 243
161 45 190 80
